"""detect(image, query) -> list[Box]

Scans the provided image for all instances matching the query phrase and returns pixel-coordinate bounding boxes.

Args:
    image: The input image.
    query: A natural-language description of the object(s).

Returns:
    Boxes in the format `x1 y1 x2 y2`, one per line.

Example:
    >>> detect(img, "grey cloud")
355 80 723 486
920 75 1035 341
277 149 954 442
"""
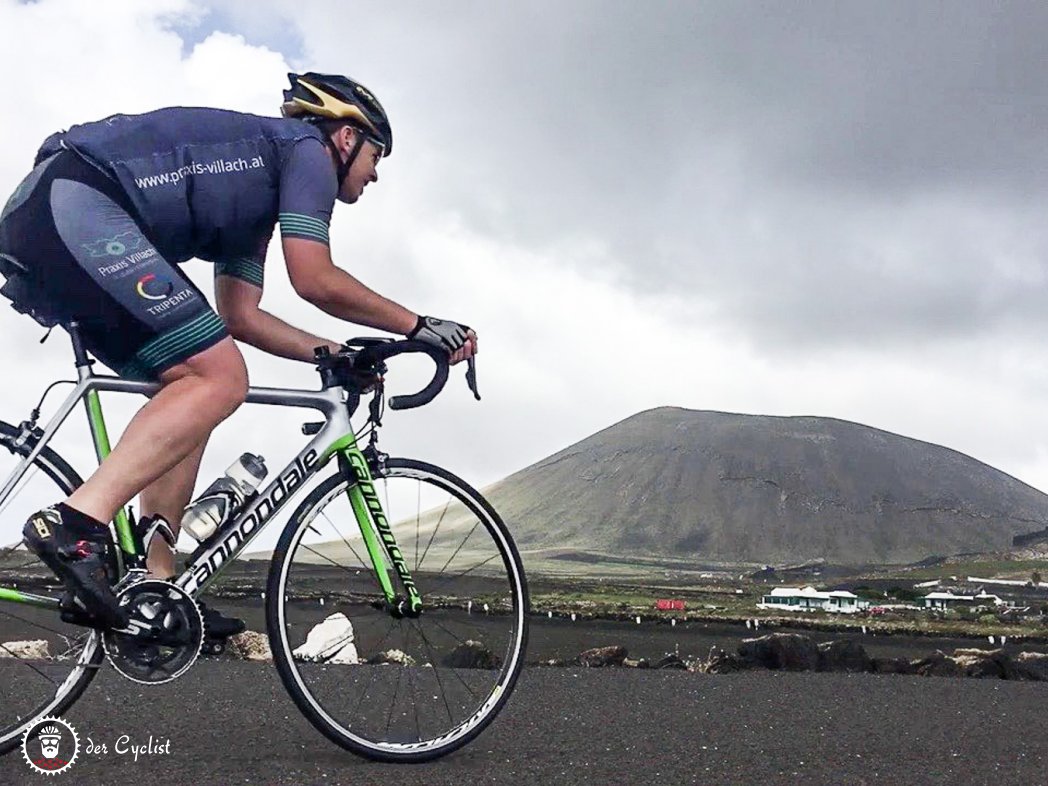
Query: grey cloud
216 1 1048 350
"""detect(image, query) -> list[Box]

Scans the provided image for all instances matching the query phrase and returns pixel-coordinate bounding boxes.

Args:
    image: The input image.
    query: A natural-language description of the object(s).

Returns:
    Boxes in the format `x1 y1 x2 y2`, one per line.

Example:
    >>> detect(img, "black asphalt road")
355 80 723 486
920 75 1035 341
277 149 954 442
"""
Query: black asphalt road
2 663 1046 786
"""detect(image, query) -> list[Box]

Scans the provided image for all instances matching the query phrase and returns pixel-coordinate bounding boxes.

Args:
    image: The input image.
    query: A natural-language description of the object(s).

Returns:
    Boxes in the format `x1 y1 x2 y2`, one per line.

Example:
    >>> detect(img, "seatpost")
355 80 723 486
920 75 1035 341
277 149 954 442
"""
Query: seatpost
67 321 92 369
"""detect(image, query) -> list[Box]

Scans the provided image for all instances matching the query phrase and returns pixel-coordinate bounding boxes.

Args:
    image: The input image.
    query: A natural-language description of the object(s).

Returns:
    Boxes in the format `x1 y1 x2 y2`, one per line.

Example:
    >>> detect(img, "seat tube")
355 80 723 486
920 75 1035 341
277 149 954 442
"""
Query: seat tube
83 387 136 555
68 320 92 369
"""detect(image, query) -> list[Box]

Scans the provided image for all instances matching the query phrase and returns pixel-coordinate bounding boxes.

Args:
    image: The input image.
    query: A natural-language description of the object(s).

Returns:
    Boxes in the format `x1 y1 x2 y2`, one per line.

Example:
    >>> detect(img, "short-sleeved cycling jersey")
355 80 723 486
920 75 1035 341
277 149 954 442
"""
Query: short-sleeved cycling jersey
0 108 339 379
36 107 339 276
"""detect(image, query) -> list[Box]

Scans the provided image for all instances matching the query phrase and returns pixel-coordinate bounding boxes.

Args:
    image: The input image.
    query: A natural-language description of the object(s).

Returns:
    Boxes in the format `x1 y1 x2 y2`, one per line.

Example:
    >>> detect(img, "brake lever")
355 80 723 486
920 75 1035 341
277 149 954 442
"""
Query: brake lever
369 383 384 426
466 357 481 401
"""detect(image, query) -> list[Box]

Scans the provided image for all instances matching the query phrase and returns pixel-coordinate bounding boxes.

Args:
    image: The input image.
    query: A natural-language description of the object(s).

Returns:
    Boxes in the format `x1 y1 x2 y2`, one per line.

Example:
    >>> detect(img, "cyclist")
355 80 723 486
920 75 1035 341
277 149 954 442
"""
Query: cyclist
0 72 476 633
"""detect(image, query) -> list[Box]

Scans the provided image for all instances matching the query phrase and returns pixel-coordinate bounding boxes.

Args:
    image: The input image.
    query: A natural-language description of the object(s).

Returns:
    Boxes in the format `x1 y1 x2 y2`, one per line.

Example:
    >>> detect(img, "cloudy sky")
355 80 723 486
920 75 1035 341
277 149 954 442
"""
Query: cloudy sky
2 0 1048 510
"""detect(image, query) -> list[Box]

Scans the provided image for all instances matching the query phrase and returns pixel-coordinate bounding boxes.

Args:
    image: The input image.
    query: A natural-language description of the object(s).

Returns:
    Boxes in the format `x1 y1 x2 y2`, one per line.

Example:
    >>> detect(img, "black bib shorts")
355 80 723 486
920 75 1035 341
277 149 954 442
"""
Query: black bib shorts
0 151 227 380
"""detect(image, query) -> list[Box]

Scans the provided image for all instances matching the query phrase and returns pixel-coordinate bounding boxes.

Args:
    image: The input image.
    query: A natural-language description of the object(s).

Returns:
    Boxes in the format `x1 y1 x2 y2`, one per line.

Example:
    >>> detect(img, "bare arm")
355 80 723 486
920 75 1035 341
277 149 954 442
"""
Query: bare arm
283 237 418 335
215 274 340 362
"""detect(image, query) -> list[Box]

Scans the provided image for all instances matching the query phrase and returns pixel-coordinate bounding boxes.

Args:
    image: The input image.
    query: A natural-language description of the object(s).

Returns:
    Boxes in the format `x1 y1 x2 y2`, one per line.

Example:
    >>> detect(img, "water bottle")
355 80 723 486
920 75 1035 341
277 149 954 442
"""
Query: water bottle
181 453 268 542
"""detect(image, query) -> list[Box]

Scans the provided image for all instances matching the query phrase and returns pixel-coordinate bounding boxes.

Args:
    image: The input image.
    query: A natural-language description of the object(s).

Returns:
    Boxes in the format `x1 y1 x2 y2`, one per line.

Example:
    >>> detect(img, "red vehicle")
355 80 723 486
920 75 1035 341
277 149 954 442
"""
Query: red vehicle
656 599 685 611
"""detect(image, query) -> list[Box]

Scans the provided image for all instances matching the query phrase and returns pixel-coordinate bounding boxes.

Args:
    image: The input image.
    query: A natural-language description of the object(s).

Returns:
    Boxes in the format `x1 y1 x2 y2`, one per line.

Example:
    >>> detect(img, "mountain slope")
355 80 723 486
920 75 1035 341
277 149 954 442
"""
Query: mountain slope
482 407 1048 565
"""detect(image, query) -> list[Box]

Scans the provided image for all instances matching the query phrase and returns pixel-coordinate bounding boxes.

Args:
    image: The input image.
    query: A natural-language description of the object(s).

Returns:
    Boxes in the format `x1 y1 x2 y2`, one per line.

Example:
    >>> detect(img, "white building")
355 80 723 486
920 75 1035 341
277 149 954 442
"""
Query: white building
921 591 1005 610
757 586 869 614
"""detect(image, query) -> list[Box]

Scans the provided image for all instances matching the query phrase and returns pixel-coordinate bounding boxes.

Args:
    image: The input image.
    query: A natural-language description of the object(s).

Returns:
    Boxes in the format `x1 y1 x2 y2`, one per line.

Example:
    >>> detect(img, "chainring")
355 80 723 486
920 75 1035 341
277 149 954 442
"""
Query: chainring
102 580 204 684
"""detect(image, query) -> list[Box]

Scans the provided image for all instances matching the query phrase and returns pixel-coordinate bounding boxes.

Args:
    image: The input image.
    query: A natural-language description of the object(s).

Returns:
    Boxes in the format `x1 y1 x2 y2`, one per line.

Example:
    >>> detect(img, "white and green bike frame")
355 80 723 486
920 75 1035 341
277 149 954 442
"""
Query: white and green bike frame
0 326 422 617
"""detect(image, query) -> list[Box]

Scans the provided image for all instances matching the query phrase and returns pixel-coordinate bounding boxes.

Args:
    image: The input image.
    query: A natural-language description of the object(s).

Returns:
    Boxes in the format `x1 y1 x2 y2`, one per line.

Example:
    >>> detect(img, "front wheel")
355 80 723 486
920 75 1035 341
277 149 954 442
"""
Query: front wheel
266 458 529 763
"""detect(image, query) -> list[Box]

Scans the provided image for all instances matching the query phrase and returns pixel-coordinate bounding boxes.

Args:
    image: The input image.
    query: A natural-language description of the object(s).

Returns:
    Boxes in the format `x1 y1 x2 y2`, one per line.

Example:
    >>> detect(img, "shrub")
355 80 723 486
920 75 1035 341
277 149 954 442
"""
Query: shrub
887 587 920 602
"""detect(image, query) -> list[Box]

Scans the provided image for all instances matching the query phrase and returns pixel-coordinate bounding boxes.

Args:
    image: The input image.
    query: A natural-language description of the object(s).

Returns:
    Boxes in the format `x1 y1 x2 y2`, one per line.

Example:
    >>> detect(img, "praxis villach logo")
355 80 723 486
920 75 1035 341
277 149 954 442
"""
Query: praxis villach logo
81 231 146 258
21 715 79 775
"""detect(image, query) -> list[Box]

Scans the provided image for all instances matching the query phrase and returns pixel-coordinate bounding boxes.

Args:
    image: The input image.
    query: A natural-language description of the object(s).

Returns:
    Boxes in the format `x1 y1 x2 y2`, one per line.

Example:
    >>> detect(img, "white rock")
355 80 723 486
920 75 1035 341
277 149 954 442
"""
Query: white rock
327 642 360 664
293 613 357 663
0 640 49 659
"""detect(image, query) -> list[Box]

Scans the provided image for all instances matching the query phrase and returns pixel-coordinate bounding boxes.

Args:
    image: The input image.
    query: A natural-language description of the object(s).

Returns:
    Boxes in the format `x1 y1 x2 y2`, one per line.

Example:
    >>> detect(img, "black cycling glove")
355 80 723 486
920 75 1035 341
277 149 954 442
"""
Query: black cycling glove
407 315 471 353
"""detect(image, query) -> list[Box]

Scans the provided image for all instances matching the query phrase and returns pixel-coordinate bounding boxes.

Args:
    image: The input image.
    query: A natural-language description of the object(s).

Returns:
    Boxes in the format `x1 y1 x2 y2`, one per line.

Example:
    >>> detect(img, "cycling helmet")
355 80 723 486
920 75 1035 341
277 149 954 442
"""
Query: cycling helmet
281 72 392 156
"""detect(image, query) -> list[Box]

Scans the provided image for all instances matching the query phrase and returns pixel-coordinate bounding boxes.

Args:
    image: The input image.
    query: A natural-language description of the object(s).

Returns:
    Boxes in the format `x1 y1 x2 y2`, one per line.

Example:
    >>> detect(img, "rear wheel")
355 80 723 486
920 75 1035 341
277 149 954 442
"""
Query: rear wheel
0 419 104 756
266 458 529 762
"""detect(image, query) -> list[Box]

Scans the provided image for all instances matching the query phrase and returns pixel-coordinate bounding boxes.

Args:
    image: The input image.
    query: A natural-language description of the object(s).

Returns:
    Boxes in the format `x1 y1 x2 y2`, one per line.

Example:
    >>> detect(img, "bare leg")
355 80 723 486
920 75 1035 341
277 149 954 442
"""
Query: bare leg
65 337 247 528
141 439 208 578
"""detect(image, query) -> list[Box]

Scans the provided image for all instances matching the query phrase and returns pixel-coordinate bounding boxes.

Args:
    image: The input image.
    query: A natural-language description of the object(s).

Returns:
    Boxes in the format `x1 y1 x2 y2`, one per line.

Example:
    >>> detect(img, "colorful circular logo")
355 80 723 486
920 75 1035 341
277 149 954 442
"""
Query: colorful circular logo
136 273 174 301
21 716 80 775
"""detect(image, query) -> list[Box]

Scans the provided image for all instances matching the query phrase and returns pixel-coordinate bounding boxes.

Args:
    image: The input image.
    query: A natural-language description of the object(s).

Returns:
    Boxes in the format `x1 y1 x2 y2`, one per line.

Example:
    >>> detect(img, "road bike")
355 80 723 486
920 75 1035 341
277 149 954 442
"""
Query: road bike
0 321 529 762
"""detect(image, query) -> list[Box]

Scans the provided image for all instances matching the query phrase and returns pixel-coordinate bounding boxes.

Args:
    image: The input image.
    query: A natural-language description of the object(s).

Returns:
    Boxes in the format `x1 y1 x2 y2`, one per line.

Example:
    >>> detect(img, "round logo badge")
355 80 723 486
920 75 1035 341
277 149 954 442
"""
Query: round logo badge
21 716 79 776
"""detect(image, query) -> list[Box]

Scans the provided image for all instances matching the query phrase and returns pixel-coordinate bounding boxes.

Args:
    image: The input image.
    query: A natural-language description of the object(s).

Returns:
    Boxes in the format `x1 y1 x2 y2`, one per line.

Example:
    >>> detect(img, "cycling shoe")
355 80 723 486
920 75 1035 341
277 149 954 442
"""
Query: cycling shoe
23 507 128 629
198 600 246 639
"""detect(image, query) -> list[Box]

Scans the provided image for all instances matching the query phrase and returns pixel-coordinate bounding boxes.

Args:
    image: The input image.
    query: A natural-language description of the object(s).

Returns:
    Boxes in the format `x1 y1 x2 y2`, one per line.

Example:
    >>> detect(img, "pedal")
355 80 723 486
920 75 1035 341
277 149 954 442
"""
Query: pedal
59 592 102 629
200 638 227 657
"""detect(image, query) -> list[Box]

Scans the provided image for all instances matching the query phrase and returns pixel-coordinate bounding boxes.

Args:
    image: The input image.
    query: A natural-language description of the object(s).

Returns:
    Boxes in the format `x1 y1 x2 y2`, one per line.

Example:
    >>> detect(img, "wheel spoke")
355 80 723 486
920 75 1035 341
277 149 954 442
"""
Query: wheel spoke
298 543 361 579
274 461 526 760
436 521 481 576
410 620 456 723
417 496 453 572
0 422 96 750
383 646 406 737
413 481 421 572
414 618 489 701
0 639 57 686
0 606 85 645
349 619 400 720
424 552 502 598
320 508 371 571
406 621 423 743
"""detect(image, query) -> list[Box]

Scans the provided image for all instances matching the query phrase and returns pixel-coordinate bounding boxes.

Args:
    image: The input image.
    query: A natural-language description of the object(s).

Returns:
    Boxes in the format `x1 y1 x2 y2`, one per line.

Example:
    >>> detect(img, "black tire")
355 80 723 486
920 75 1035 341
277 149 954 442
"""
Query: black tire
265 458 529 762
0 419 105 756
